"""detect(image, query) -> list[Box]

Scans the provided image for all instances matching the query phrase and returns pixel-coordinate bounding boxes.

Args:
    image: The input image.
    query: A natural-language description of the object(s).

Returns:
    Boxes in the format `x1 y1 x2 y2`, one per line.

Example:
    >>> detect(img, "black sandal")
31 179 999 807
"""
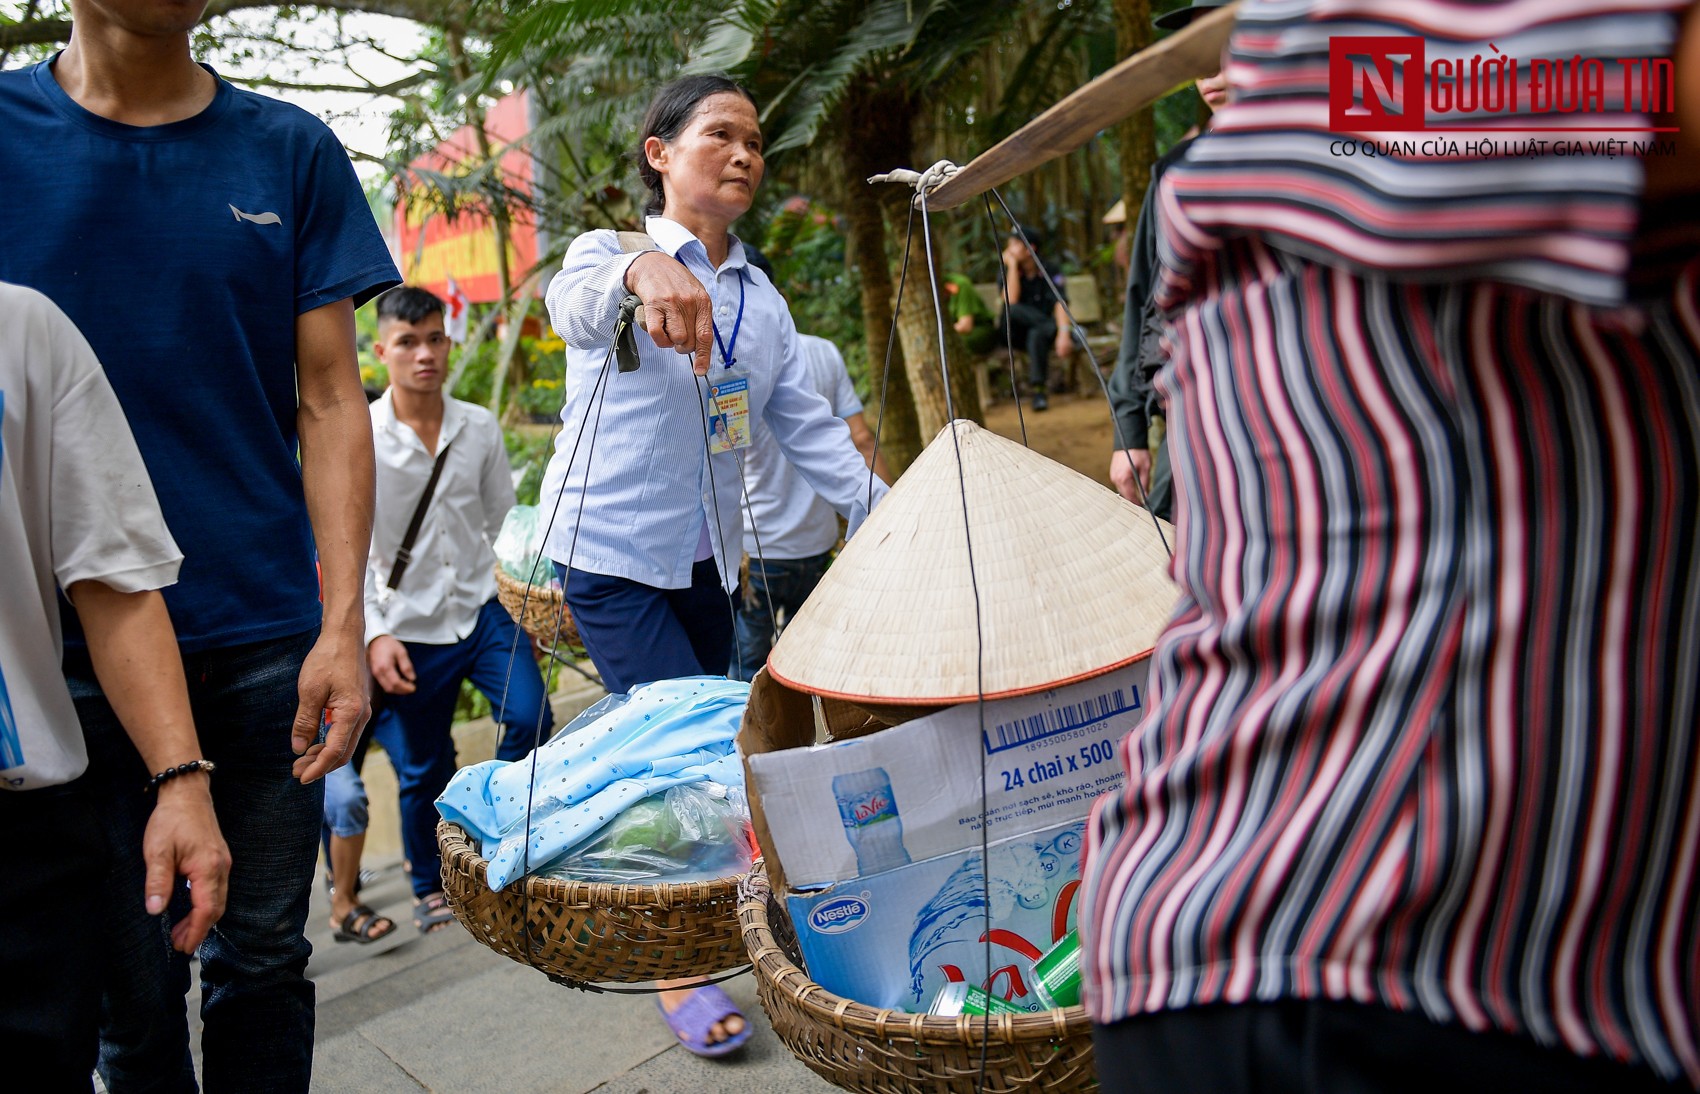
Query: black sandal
332 905 397 944
414 892 455 935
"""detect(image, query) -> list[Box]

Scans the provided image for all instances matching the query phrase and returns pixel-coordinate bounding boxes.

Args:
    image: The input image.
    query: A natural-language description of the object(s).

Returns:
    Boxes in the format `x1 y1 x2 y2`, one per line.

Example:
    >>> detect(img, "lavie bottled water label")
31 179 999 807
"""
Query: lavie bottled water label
832 768 912 874
748 658 1148 888
787 820 1088 1013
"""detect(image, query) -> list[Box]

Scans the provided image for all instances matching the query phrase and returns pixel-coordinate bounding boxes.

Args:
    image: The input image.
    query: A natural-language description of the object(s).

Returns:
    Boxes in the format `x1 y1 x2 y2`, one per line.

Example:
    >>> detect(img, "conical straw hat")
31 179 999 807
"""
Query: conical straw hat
767 419 1177 706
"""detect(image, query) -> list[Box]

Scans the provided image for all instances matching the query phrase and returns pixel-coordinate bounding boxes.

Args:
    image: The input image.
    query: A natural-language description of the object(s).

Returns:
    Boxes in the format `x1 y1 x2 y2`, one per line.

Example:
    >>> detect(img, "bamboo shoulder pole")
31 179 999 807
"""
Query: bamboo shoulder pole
924 2 1240 210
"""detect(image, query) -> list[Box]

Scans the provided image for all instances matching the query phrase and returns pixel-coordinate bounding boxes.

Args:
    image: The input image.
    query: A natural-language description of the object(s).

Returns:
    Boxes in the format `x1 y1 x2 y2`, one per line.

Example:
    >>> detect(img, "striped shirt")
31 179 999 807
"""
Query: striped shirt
1080 0 1700 1085
1154 0 1685 307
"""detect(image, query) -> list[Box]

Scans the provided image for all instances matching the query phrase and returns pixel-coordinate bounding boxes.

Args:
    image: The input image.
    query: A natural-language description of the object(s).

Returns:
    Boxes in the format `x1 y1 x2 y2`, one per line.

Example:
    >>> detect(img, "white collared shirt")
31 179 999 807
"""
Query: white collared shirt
740 333 865 559
363 390 515 645
539 216 888 592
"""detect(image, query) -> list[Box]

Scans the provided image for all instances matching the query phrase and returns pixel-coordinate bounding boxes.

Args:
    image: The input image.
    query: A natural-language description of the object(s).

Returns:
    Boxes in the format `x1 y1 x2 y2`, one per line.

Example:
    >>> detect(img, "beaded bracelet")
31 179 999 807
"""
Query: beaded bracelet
144 759 216 794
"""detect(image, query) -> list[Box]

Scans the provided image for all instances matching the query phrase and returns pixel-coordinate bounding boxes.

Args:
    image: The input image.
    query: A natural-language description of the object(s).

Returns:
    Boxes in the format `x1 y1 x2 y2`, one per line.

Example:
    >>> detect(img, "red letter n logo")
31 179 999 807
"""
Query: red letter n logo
1329 36 1426 131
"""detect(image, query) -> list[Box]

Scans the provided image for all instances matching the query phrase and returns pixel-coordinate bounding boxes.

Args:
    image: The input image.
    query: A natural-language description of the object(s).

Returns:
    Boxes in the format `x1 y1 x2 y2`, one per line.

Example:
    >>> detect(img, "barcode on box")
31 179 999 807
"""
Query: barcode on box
983 687 1141 753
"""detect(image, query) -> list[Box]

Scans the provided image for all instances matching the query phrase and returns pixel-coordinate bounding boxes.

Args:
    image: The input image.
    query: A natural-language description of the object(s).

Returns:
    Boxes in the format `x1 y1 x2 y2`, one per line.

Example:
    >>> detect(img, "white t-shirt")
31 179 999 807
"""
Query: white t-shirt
739 334 865 560
0 283 182 790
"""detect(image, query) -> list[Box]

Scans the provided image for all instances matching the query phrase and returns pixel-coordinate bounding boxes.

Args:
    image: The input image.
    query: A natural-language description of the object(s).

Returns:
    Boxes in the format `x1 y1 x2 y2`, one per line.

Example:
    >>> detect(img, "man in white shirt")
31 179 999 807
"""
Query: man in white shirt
340 286 553 936
731 328 889 680
0 283 229 1086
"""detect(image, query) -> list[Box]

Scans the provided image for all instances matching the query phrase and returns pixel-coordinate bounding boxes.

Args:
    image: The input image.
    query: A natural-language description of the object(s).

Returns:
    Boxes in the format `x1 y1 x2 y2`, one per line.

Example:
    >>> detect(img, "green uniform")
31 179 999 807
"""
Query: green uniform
944 273 996 354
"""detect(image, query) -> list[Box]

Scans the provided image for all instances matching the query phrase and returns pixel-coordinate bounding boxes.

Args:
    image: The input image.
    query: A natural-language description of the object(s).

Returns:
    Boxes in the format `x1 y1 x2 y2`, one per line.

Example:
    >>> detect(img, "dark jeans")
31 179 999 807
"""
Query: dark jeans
0 778 107 1093
67 628 322 1094
1147 433 1173 522
1092 1000 1686 1094
369 597 555 899
999 302 1057 389
556 558 733 695
730 551 832 681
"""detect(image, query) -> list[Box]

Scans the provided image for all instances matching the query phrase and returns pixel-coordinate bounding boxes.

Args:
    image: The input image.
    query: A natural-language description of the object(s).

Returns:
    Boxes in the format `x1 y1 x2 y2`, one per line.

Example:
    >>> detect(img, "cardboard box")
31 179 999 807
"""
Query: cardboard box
747 663 1147 888
739 661 1148 1012
781 819 1089 1012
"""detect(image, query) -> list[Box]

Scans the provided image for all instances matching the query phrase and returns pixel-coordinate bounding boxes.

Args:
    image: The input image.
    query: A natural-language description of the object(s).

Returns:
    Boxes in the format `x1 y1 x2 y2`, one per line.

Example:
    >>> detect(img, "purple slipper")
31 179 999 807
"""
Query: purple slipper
655 984 752 1058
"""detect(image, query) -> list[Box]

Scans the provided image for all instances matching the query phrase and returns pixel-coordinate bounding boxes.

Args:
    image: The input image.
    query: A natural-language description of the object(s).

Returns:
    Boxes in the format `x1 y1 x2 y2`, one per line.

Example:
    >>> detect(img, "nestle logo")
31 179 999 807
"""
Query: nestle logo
1330 36 1426 132
809 896 870 934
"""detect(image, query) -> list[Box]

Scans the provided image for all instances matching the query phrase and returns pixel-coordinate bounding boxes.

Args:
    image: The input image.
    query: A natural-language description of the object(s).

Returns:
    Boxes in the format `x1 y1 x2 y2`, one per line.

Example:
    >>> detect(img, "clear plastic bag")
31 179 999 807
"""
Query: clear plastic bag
444 677 751 890
537 781 754 885
547 690 629 745
493 504 557 586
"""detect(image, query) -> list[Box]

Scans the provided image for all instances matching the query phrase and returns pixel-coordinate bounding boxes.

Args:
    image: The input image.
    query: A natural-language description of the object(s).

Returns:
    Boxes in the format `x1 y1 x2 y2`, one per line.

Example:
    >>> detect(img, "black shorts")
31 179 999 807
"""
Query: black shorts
1092 999 1687 1094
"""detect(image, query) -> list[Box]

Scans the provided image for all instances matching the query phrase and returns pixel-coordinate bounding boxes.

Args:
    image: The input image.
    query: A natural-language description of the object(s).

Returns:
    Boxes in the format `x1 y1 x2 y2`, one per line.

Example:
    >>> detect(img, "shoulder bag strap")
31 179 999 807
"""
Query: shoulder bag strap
386 440 453 592
614 231 660 373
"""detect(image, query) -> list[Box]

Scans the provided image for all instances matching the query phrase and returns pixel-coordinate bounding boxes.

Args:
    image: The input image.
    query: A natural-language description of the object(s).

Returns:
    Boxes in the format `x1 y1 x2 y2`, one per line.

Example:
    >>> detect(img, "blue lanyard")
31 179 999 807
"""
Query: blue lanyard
710 269 747 370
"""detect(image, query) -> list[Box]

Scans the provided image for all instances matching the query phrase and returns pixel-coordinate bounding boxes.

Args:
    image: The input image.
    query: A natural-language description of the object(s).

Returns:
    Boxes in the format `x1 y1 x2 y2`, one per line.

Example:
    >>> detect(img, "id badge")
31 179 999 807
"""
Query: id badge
705 368 752 454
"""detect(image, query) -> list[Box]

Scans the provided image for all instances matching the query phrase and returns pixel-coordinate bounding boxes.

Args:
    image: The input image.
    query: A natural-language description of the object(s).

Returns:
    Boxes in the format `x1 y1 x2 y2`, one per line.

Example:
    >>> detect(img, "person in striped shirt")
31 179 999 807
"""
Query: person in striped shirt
1081 2 1700 1091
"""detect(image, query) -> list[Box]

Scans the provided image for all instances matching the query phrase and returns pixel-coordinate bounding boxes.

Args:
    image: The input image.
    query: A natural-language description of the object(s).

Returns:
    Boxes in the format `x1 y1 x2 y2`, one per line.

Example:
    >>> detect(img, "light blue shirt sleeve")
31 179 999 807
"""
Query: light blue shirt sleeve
545 229 646 351
537 219 888 591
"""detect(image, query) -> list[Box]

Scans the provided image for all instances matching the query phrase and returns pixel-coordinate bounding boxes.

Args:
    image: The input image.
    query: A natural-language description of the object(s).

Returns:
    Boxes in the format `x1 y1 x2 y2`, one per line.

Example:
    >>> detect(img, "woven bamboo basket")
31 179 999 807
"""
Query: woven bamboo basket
493 565 580 648
438 820 748 984
739 863 1098 1093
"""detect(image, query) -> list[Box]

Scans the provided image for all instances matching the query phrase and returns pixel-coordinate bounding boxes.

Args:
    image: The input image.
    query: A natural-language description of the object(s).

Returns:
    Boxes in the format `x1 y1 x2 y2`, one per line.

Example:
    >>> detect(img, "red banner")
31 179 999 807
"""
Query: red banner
393 91 541 304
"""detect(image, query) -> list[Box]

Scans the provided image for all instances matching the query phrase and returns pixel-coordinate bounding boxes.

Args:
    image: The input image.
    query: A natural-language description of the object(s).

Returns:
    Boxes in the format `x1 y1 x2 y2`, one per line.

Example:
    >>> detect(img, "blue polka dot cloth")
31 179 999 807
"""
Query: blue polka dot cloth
435 676 750 891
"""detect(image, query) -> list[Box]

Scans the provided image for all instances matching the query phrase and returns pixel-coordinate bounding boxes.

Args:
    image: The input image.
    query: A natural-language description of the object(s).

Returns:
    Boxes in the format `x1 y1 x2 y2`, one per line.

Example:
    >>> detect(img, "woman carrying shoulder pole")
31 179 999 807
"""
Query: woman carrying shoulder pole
538 75 889 1056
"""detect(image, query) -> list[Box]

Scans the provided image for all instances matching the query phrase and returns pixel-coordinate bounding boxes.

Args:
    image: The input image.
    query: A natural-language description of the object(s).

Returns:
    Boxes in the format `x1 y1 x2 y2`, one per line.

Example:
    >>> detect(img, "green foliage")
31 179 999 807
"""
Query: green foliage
982 3 1105 136
504 424 558 508
356 297 386 391
516 358 565 420
758 198 869 395
703 0 1025 160
454 681 493 725
448 331 502 407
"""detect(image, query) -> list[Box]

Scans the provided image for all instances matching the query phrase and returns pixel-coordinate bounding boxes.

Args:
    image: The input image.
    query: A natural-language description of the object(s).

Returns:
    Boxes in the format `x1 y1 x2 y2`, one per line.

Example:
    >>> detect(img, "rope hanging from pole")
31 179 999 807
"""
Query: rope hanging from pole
867 169 1174 557
487 291 765 996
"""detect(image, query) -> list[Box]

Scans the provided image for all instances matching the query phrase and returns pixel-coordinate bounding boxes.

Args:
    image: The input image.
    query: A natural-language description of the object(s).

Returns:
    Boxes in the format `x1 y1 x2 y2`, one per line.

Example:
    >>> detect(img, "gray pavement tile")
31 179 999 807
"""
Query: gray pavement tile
586 976 839 1094
316 930 494 1038
353 961 678 1094
314 1030 432 1092
307 859 427 997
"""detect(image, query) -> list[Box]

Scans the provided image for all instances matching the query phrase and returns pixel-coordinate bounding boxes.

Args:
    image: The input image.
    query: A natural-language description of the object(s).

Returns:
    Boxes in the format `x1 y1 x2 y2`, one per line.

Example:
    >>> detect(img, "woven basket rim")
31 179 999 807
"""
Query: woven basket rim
737 860 1090 1045
438 820 745 907
494 564 564 602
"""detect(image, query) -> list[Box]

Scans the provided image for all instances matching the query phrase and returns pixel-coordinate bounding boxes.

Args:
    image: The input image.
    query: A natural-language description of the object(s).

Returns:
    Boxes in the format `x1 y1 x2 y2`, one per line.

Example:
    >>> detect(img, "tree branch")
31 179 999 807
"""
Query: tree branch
228 68 433 97
0 0 43 66
0 0 470 50
346 146 394 169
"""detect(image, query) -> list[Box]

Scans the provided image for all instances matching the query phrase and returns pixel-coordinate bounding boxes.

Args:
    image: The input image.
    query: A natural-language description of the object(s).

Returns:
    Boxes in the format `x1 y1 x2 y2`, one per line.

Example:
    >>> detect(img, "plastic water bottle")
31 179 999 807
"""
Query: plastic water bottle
832 767 912 875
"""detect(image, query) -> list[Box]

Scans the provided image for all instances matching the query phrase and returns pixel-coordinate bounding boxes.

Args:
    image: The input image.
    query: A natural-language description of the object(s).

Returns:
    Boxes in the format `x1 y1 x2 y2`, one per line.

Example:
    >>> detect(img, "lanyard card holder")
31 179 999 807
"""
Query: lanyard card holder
706 367 751 454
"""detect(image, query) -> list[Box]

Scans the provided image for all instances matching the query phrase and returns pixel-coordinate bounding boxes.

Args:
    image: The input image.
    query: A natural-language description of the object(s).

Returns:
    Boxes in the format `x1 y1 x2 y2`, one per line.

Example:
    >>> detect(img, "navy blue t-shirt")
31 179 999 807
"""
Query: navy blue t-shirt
0 59 399 651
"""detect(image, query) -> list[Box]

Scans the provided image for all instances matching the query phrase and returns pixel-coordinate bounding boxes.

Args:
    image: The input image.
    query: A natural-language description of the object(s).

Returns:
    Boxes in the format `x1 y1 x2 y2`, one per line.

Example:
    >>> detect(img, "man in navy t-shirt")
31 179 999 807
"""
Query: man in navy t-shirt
0 1 398 1088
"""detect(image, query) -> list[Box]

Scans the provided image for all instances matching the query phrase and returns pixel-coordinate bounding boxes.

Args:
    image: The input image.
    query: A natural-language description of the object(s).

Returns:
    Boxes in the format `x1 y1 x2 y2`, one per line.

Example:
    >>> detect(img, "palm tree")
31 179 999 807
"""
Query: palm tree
482 0 1144 462
689 0 1042 460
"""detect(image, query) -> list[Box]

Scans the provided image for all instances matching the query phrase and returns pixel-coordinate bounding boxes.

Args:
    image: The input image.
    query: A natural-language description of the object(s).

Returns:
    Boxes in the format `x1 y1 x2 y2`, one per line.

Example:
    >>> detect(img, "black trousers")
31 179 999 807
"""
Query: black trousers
1093 1000 1687 1094
1000 302 1057 388
0 778 107 1093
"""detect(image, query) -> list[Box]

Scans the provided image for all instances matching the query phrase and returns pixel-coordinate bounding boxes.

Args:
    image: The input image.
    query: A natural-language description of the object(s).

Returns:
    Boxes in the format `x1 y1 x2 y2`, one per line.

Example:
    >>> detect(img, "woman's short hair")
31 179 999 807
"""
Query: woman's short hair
636 75 756 217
